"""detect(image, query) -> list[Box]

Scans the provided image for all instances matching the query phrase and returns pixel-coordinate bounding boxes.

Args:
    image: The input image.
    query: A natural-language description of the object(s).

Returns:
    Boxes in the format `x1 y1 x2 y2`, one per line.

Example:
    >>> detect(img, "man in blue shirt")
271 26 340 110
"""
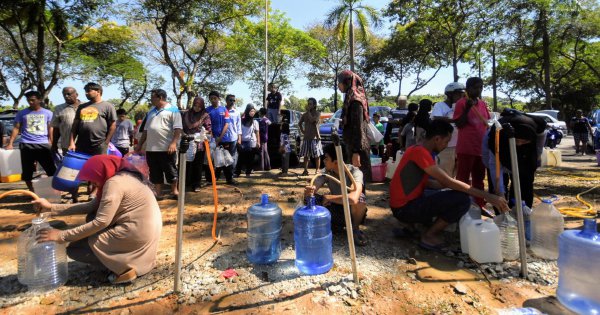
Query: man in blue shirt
207 91 237 185
7 91 57 191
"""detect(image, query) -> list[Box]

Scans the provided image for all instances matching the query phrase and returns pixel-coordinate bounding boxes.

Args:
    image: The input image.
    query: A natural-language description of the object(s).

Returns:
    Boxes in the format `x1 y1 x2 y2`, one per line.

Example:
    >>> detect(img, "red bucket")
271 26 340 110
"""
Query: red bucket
371 163 387 182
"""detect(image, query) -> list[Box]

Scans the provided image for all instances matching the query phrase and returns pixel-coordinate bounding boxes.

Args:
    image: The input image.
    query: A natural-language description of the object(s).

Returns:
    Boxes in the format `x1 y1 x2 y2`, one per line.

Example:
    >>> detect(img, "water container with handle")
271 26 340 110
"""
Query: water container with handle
530 198 564 260
246 194 282 264
294 196 333 275
0 148 22 183
494 212 519 261
52 151 91 191
17 217 68 292
385 159 397 179
467 219 502 263
459 204 481 254
557 219 600 314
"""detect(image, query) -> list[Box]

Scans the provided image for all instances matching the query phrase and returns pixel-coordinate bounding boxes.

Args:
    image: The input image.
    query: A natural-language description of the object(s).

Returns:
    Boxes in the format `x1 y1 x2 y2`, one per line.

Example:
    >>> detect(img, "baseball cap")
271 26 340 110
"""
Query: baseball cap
444 82 465 93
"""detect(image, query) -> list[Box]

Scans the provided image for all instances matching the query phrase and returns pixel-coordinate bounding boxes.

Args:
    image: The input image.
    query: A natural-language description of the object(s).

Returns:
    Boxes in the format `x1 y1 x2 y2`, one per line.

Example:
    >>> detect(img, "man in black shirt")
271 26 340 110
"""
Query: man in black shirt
266 83 283 124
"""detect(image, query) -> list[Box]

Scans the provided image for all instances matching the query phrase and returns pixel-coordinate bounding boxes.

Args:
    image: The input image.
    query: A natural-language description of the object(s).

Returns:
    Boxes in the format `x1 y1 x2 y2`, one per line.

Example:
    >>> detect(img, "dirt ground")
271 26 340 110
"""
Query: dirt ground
1 136 599 315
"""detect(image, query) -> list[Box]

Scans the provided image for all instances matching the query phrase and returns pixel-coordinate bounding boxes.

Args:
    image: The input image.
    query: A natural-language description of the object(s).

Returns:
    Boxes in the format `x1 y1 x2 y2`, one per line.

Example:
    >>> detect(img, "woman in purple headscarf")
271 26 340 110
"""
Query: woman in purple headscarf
337 70 371 182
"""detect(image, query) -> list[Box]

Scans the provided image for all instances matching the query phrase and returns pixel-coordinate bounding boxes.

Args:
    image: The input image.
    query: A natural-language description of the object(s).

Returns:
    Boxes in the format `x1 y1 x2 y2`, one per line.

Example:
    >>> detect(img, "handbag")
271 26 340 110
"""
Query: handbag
367 122 384 144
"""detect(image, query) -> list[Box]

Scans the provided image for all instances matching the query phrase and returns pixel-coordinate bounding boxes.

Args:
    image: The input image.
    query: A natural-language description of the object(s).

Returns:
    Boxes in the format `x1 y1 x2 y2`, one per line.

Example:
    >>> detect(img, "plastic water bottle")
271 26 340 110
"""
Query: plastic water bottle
557 219 600 314
459 204 481 254
294 196 333 275
530 199 564 260
467 219 502 263
496 307 543 315
510 201 532 241
17 218 68 292
246 194 282 264
494 213 519 261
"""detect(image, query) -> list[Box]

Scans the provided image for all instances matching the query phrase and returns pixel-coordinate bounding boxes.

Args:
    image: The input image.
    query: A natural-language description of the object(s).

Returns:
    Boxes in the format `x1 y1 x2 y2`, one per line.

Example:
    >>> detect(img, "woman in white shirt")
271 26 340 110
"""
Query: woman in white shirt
235 104 260 177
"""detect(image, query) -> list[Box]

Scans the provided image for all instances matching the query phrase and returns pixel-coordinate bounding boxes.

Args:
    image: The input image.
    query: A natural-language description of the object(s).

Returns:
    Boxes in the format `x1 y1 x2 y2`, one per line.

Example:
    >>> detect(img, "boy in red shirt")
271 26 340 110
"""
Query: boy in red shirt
389 120 508 250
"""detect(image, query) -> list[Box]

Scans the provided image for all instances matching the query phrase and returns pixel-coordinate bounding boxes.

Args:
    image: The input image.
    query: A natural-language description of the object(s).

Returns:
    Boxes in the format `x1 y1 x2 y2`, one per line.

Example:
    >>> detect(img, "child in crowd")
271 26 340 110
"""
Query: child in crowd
279 121 291 175
371 113 385 157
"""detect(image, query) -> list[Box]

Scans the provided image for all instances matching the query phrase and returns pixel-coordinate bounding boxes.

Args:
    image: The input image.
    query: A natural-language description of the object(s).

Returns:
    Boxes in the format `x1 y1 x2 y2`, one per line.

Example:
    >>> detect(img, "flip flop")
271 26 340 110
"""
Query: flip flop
418 241 449 253
108 268 137 284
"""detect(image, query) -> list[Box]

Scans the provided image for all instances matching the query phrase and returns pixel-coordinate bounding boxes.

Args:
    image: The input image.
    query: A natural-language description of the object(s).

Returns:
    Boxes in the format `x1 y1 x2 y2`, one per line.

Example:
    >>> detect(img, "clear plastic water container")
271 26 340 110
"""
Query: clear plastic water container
459 204 481 254
17 218 68 292
531 199 564 260
246 194 282 264
510 201 533 241
32 176 62 203
557 219 600 314
467 219 502 263
494 213 519 261
293 196 333 275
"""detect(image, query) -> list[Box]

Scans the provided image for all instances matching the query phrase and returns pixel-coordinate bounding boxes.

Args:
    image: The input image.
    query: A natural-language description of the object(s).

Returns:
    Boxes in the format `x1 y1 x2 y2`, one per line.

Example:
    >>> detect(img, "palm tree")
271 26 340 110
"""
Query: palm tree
325 0 381 72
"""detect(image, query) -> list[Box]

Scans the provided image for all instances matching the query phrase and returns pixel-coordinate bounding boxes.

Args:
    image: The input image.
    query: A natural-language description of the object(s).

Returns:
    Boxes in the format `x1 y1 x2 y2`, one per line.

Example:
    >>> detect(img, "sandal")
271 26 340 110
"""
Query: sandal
353 229 368 247
108 268 137 284
301 170 309 176
418 241 449 253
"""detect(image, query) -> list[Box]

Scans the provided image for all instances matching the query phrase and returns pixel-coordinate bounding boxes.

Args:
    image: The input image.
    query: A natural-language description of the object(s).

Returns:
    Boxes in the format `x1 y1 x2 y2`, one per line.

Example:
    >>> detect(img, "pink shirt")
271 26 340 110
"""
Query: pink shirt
453 98 490 156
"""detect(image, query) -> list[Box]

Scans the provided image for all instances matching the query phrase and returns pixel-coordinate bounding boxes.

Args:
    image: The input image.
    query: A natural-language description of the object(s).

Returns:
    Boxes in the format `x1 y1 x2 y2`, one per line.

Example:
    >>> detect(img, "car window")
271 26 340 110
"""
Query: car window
544 117 552 123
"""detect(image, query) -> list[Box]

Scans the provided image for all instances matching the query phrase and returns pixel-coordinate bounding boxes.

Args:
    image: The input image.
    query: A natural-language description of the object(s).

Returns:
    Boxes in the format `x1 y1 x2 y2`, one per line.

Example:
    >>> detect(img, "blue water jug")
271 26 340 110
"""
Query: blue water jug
246 194 282 264
293 196 333 275
557 219 600 314
52 151 91 191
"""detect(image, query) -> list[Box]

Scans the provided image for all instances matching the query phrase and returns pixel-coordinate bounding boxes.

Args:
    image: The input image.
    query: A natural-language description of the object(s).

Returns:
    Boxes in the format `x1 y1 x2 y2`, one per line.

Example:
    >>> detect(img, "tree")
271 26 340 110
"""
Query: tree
0 0 113 103
325 0 381 72
230 12 324 103
133 0 261 109
283 95 307 112
364 22 444 98
305 24 350 112
386 0 489 82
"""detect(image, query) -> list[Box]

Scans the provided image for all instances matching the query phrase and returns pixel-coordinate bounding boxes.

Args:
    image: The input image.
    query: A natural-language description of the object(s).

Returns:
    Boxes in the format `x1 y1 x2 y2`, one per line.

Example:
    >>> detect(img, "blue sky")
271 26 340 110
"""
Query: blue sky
11 0 490 108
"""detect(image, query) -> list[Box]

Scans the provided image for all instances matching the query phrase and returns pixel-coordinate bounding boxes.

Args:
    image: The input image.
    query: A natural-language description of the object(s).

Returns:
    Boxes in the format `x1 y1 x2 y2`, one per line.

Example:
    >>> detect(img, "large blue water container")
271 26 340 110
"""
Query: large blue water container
52 151 91 191
246 194 282 264
557 219 600 314
293 196 333 275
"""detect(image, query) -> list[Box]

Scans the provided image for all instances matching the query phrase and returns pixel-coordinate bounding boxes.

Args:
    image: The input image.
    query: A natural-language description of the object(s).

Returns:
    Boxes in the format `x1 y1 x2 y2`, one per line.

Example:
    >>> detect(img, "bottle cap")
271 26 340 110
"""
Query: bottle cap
261 193 269 205
542 199 552 204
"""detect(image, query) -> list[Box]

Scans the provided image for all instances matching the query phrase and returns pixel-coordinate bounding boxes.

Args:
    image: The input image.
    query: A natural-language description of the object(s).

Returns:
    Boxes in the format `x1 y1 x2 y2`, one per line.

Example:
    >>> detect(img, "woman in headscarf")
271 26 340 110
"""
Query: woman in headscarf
34 155 162 284
299 97 323 176
485 108 547 208
337 70 371 182
182 96 212 191
235 104 260 177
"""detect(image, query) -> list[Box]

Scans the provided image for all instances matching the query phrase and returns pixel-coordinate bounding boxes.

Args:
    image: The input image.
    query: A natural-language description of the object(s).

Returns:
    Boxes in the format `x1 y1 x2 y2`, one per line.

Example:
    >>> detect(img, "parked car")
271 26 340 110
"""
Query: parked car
528 112 567 136
266 109 302 167
587 109 600 153
534 109 561 120
0 109 18 147
319 106 391 146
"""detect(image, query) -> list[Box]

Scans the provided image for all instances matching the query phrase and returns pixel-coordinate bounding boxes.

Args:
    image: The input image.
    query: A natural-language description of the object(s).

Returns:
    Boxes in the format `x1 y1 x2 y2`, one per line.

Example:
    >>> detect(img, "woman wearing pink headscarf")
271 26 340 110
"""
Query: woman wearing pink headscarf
337 70 372 182
34 155 162 284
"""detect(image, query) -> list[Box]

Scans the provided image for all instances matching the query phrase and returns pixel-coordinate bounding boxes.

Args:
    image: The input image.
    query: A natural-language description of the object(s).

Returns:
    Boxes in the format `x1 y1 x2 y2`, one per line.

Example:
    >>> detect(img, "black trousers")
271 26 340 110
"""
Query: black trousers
186 149 207 188
392 190 471 224
20 143 56 181
235 148 258 176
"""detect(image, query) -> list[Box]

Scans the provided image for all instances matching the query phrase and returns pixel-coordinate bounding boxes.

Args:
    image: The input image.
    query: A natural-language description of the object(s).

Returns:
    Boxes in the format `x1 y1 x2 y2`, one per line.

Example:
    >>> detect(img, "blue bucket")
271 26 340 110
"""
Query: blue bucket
52 151 91 191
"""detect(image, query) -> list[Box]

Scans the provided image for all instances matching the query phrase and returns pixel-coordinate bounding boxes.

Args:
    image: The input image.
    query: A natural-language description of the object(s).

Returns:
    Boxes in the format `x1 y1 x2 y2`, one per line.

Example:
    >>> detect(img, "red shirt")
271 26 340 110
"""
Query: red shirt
452 98 490 156
389 145 435 208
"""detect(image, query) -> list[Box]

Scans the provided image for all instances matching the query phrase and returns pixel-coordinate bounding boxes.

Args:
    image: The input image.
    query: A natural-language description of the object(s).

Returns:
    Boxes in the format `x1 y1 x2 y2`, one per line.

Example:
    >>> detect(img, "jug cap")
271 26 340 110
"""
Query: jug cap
261 193 269 205
579 218 598 239
542 199 553 204
32 217 45 225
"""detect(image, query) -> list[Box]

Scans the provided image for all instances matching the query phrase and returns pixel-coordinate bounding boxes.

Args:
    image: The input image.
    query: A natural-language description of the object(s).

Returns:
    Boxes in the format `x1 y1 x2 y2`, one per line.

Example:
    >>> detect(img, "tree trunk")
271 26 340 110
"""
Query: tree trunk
334 75 338 112
349 13 354 72
36 0 46 96
541 7 552 109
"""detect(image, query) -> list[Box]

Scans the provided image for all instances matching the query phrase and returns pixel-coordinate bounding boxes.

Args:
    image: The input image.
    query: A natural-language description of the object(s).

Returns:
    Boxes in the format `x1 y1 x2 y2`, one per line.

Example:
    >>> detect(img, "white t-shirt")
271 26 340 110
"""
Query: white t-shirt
143 103 183 152
241 120 259 147
431 101 458 147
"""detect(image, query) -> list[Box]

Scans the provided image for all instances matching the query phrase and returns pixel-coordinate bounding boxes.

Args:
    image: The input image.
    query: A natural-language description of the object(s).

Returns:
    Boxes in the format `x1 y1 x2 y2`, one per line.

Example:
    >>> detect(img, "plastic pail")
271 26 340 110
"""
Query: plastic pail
52 151 91 191
371 163 387 182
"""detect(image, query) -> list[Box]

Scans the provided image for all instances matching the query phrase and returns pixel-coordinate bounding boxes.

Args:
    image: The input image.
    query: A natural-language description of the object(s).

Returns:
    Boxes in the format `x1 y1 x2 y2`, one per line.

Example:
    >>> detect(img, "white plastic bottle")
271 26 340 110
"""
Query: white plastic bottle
530 199 564 260
459 205 481 254
494 213 519 261
467 219 502 263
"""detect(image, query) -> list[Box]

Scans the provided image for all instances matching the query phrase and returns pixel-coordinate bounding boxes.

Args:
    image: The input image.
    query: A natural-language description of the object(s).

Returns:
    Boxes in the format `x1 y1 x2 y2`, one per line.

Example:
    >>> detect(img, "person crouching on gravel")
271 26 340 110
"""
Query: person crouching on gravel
304 143 368 246
389 120 509 251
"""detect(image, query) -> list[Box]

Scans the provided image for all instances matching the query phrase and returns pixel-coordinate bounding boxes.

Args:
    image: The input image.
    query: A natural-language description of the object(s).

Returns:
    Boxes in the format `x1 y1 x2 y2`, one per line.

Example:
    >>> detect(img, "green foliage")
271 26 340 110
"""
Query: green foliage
319 93 344 113
230 12 325 103
283 95 307 112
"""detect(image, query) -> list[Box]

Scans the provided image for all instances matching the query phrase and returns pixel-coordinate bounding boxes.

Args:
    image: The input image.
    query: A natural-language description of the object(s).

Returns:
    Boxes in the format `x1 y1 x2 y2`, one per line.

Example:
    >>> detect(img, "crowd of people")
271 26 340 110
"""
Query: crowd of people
0 69 565 283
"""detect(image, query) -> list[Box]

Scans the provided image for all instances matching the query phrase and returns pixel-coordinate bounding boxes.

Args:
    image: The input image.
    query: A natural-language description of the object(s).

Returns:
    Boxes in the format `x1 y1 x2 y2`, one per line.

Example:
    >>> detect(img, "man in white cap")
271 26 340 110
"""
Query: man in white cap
431 82 465 178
